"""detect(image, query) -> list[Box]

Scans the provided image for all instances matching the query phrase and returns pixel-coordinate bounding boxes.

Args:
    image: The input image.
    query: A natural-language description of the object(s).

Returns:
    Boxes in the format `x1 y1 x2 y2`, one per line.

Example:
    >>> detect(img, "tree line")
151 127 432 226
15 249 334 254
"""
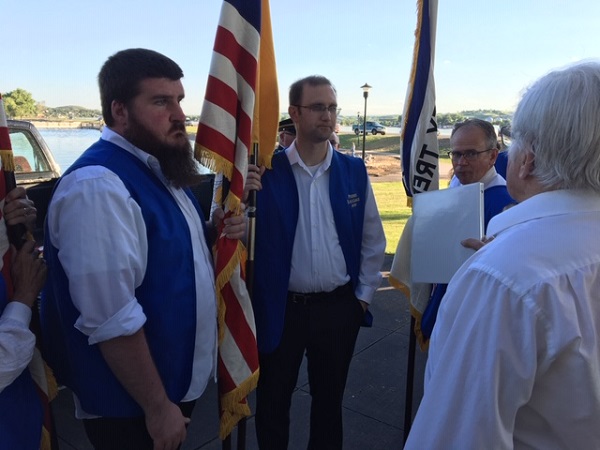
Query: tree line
2 88 101 119
3 88 512 128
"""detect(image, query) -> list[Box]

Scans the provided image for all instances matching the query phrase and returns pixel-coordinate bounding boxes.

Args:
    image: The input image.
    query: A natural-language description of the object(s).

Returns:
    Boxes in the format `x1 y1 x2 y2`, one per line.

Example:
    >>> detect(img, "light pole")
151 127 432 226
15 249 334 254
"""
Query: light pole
361 83 371 160
356 111 361 149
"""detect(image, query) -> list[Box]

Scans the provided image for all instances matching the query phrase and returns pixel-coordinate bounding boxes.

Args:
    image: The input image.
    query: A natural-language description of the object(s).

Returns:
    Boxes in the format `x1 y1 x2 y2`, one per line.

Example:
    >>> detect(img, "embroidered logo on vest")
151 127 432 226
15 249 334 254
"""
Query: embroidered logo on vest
347 193 360 207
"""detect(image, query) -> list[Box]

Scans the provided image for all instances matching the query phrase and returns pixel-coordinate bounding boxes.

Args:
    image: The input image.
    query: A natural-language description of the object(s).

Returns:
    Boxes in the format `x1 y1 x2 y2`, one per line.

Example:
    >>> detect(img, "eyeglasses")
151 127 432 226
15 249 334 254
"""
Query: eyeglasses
294 104 338 114
447 148 494 162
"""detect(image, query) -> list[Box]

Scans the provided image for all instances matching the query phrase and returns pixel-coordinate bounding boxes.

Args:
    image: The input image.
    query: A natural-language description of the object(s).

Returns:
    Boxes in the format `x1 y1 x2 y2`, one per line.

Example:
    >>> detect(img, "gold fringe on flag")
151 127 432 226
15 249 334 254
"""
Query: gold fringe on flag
218 369 260 440
0 150 15 172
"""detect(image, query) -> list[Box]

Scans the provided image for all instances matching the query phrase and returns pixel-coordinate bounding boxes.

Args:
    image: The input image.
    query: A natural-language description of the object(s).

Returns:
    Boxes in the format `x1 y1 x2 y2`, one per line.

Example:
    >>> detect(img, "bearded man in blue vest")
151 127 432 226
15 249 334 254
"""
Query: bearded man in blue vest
252 75 386 450
41 48 247 450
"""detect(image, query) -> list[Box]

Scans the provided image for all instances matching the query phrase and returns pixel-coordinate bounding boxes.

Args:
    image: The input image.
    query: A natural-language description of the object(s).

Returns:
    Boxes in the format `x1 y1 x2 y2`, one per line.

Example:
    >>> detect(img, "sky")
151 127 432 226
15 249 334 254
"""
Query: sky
3 0 600 116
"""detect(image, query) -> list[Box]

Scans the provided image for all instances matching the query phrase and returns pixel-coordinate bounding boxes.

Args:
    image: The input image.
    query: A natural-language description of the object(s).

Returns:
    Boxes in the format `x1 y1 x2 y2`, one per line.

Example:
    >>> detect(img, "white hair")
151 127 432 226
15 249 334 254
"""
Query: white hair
510 60 600 192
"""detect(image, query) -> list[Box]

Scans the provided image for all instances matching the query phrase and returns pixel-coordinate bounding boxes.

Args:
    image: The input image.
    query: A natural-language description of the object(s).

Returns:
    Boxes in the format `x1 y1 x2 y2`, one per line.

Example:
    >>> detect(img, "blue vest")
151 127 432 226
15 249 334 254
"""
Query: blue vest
0 276 43 449
41 139 207 417
253 150 367 353
483 185 514 228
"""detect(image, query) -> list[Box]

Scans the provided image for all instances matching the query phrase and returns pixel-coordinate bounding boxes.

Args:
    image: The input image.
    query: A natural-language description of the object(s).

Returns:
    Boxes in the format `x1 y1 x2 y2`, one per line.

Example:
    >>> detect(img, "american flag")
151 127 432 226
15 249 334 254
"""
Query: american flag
195 0 278 440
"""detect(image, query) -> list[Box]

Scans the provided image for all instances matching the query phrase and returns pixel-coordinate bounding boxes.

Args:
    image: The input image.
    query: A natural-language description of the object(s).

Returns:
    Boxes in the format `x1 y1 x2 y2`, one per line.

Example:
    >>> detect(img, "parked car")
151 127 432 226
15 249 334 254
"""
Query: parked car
6 120 215 242
353 121 386 135
7 120 61 242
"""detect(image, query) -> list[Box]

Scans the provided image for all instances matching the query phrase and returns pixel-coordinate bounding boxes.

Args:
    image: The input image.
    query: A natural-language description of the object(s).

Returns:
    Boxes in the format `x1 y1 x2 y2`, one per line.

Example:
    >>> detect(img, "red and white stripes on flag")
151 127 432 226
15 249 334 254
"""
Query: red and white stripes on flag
195 0 278 440
390 0 439 347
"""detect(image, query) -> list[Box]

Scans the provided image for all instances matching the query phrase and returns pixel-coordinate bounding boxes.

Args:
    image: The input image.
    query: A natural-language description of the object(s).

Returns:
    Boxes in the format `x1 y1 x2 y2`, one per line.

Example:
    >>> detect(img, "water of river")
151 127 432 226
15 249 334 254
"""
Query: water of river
38 128 210 174
38 128 102 171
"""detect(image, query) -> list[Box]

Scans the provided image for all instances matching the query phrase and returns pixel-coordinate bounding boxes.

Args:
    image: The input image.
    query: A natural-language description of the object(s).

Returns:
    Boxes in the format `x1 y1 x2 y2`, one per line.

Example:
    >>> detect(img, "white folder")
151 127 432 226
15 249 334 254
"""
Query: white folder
410 182 484 283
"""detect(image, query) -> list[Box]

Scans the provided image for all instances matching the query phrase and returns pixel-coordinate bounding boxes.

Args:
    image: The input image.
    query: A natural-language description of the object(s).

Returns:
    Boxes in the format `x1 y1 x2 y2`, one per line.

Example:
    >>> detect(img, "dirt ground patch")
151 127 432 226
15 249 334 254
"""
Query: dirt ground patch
363 153 452 182
364 153 402 178
359 136 452 181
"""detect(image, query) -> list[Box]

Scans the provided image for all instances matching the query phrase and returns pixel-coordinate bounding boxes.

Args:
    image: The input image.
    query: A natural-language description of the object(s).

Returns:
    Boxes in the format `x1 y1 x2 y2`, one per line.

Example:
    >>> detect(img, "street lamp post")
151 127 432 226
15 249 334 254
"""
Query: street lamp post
356 111 361 149
360 83 371 160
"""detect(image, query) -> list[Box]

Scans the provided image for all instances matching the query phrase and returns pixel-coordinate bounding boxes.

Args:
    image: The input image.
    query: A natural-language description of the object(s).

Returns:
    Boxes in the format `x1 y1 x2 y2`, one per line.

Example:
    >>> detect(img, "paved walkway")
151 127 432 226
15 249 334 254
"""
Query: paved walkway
53 253 428 449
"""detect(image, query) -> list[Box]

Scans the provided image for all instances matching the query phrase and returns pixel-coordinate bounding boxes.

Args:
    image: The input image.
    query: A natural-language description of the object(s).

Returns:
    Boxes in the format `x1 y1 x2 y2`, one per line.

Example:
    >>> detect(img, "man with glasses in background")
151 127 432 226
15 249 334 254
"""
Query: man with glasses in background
420 118 514 342
251 75 385 450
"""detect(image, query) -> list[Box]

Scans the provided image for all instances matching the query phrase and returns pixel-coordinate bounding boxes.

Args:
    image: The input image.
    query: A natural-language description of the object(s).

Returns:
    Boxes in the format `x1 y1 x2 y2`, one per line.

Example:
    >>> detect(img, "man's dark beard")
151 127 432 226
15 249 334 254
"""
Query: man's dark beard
124 115 203 188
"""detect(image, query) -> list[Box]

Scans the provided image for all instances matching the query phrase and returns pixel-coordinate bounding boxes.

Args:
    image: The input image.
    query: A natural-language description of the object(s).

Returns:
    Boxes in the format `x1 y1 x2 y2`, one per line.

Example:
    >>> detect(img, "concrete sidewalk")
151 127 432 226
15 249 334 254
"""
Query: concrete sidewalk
53 253 428 449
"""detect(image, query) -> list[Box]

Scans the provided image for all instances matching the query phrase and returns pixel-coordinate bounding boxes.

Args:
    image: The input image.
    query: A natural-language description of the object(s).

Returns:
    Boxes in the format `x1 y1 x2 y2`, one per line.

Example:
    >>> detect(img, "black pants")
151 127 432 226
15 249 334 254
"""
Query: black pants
255 284 364 450
82 401 195 450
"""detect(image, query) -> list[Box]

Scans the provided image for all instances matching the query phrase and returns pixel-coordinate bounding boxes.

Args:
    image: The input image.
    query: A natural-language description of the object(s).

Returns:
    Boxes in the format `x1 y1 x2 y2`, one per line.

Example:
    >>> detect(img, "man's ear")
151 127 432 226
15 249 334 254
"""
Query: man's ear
519 149 536 179
111 100 128 127
288 105 299 123
489 148 499 166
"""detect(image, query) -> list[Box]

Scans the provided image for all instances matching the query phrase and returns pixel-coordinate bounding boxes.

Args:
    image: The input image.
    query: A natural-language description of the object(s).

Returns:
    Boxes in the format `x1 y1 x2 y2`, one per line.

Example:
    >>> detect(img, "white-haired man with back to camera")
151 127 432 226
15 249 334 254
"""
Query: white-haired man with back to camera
406 61 600 449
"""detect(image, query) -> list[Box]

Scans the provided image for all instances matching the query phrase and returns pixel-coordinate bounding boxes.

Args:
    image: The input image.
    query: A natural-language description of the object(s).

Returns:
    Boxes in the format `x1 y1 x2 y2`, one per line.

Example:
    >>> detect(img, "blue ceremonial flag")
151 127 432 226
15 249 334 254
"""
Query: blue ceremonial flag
401 0 439 200
390 0 438 348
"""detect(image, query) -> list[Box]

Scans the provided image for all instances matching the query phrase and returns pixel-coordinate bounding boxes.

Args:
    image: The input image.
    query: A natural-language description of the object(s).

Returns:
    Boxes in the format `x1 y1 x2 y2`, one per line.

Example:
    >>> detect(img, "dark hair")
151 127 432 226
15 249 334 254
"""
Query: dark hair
289 75 336 107
452 118 498 150
98 48 184 126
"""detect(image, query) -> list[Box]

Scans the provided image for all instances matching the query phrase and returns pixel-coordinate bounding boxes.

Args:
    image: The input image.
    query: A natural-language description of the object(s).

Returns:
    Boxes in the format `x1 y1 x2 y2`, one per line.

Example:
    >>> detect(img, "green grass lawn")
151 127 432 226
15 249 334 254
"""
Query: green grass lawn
339 132 453 159
371 181 412 254
339 133 400 153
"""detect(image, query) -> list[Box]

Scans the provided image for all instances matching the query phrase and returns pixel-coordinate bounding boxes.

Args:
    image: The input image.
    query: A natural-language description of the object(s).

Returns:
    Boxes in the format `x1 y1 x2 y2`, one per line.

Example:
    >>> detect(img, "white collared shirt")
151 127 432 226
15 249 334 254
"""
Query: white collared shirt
406 189 600 449
449 166 506 189
48 127 217 416
0 302 35 393
284 143 385 303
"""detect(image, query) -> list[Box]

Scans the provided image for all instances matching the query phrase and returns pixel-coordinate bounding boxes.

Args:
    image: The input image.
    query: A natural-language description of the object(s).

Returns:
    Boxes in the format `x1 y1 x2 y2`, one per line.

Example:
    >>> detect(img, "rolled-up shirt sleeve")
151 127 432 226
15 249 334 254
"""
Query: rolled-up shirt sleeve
0 301 35 392
48 166 148 344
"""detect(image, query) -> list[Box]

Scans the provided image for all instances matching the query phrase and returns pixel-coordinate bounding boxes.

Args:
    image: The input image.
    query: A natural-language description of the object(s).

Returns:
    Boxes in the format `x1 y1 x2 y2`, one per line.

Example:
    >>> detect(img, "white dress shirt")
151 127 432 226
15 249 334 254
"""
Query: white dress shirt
48 128 217 416
449 166 506 189
285 144 385 303
0 301 34 392
405 189 600 449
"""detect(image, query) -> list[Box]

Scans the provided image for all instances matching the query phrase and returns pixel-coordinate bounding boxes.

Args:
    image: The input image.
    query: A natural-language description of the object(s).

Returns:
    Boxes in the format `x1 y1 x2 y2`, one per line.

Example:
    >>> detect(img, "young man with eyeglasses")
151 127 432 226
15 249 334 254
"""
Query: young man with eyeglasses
420 119 514 341
251 75 385 450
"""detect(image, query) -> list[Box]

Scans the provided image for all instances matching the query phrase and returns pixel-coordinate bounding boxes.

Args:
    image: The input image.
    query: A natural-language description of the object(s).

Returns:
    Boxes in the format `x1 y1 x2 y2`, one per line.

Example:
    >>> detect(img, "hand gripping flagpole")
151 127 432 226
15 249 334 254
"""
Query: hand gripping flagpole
245 145 258 298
